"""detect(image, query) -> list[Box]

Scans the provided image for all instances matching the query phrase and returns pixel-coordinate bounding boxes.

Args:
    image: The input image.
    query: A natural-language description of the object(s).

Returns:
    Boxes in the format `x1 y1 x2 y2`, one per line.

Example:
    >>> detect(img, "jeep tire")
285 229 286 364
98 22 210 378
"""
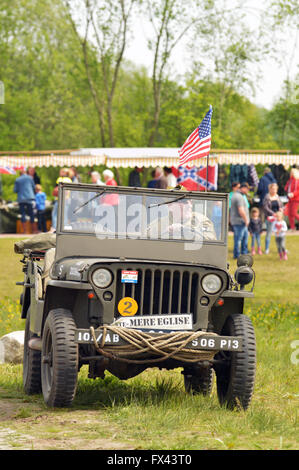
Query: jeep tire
214 314 256 410
41 308 78 407
184 367 214 396
23 308 42 394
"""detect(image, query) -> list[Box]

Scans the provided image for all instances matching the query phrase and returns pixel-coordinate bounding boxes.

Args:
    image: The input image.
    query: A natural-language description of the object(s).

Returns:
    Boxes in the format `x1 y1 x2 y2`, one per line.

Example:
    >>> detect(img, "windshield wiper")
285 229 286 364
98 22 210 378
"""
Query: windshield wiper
73 188 106 214
148 194 187 208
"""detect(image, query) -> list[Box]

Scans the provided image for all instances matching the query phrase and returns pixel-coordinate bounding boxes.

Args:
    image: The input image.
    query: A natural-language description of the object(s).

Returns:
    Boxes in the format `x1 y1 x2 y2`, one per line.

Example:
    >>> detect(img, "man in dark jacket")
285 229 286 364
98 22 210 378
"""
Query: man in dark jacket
257 167 276 215
128 167 142 187
14 169 37 233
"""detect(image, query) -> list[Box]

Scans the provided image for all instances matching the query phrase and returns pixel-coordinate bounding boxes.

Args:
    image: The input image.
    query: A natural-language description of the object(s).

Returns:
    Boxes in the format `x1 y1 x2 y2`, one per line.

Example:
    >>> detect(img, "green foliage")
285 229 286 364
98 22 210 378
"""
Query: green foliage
0 0 100 151
266 78 299 153
247 302 299 328
0 0 296 155
0 298 22 337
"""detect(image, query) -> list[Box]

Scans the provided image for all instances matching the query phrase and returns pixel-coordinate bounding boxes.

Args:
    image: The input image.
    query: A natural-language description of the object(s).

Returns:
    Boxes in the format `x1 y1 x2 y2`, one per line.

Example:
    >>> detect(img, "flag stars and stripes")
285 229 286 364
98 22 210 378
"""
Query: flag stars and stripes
178 106 213 166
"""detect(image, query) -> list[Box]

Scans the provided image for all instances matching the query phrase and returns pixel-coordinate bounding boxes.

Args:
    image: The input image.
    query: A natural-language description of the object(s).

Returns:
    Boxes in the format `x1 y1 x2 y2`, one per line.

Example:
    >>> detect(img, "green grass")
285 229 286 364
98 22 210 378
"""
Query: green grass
0 235 298 450
228 234 299 305
0 337 298 450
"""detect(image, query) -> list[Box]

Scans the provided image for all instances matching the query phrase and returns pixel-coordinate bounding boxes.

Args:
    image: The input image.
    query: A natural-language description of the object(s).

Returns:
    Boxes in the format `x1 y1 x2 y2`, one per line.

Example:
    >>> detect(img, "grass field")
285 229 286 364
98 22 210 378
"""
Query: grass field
0 234 298 450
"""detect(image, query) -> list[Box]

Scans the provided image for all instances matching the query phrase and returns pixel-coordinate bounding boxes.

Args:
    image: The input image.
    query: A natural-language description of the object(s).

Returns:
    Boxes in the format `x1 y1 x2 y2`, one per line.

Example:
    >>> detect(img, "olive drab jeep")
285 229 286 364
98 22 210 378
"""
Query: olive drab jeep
17 183 256 409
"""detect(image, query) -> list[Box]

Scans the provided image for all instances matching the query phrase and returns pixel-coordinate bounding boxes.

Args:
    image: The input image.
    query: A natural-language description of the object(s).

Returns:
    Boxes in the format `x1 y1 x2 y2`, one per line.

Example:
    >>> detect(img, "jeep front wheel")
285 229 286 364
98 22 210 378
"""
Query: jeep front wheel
214 314 256 410
41 308 78 407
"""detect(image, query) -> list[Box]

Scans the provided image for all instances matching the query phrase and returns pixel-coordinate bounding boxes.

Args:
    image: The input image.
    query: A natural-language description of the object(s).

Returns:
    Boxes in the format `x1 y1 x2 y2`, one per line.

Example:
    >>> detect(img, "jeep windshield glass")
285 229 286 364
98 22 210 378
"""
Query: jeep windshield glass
148 194 186 208
61 189 224 242
72 188 106 214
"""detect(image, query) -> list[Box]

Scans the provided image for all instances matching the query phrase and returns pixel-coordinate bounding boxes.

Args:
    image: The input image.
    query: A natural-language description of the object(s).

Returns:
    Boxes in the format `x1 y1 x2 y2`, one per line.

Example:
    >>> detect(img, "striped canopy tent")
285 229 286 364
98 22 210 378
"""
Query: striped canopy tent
0 148 298 169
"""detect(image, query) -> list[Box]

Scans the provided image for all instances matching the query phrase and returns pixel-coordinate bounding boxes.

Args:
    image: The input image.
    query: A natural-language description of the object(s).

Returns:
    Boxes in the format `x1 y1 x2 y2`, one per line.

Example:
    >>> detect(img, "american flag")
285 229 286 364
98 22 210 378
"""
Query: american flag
178 106 212 166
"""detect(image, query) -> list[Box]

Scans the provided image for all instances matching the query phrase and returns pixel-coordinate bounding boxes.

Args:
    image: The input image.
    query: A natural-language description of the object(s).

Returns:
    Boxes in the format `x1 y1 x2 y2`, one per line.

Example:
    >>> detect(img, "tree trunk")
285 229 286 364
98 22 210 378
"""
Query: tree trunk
82 44 106 147
106 95 115 147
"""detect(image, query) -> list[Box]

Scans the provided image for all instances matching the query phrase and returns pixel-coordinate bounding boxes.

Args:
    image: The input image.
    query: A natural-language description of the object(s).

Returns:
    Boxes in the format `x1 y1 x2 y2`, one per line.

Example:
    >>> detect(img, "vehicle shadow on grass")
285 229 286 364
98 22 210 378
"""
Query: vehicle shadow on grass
73 372 213 408
74 373 182 408
73 371 218 411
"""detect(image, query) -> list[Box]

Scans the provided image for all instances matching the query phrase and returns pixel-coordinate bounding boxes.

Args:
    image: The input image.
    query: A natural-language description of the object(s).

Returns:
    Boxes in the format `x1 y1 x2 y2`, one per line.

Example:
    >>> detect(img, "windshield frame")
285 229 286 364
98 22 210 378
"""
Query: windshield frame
57 183 228 246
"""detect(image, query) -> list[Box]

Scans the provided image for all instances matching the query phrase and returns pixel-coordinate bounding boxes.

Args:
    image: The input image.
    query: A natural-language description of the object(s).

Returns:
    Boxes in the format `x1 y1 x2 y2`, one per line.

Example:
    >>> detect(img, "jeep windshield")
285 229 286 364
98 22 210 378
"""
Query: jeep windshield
60 187 224 242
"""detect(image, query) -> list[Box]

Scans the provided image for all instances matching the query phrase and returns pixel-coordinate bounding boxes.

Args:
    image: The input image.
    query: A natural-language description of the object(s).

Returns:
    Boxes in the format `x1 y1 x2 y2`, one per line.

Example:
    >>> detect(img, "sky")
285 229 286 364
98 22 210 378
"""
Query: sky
123 1 298 110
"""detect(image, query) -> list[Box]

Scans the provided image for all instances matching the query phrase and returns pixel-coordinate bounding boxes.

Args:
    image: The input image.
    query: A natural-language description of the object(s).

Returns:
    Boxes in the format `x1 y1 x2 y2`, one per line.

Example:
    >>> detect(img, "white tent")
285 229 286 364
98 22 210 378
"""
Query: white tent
0 148 298 168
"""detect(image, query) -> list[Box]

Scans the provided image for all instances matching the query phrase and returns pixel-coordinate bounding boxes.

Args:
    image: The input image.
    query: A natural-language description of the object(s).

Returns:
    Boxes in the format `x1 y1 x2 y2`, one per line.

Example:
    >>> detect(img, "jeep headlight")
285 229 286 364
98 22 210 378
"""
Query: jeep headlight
91 268 113 288
234 266 254 287
201 274 222 294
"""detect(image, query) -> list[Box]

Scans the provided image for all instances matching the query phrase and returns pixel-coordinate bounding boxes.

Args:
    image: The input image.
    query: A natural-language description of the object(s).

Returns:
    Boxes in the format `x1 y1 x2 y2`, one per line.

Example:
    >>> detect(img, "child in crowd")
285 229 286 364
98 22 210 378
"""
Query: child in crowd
272 210 288 260
248 207 263 255
35 184 47 232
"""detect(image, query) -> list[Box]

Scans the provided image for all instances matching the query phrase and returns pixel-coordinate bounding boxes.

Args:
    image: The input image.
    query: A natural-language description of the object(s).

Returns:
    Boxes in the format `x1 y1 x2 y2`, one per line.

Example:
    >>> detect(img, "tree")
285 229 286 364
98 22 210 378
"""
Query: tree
0 0 99 151
64 0 137 147
142 0 210 146
268 0 299 147
267 77 299 153
189 0 269 133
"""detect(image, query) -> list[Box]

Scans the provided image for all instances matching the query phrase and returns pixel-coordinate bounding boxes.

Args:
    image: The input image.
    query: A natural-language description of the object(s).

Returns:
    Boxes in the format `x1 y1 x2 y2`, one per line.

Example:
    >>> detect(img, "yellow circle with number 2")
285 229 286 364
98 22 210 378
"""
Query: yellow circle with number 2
118 297 138 316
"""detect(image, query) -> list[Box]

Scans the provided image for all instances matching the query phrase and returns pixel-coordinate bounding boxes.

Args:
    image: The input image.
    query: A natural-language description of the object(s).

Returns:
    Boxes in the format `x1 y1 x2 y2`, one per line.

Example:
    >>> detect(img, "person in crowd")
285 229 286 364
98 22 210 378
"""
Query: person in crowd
163 166 177 188
55 167 72 185
284 167 299 231
91 171 105 185
230 182 250 259
147 170 157 188
229 182 240 209
35 184 47 232
129 166 142 187
272 210 288 260
69 167 80 183
102 169 119 206
263 182 283 254
154 166 168 189
248 207 263 255
13 169 37 234
257 167 276 219
103 169 117 186
228 182 240 231
51 168 72 231
28 166 41 185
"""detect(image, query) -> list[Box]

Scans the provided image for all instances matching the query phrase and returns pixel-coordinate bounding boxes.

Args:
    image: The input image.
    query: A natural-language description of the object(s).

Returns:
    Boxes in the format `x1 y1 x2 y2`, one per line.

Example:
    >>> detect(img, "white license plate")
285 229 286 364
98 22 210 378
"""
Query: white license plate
112 314 193 331
74 328 243 351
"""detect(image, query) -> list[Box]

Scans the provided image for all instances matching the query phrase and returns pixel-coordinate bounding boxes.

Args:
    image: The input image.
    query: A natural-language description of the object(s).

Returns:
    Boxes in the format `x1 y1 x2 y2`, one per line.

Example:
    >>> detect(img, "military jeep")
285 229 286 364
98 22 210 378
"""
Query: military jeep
17 183 256 409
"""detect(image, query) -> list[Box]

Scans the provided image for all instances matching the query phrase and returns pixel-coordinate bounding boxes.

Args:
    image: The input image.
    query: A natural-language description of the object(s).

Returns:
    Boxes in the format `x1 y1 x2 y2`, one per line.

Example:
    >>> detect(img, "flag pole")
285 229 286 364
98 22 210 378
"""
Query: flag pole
205 104 212 192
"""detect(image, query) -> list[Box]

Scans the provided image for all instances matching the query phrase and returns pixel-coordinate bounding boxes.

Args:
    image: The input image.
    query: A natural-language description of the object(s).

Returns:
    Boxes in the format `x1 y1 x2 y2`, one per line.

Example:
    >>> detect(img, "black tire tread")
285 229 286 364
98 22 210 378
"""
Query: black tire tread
41 308 78 407
216 314 256 410
23 309 42 395
184 368 214 396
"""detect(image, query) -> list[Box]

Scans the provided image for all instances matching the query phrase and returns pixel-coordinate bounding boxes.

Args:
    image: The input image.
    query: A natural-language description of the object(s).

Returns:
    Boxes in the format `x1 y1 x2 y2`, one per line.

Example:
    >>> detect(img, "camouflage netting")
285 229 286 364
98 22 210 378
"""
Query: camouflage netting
14 233 56 254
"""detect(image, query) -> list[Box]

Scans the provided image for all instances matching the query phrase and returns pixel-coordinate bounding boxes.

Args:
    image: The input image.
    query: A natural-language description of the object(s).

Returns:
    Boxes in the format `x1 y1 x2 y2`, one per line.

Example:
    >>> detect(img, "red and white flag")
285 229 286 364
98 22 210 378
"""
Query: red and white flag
178 106 212 166
0 165 16 175
172 164 218 191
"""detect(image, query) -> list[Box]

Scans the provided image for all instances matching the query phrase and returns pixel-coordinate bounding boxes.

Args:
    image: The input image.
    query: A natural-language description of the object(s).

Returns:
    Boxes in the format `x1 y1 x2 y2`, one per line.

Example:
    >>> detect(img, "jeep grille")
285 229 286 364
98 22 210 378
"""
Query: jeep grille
115 267 199 321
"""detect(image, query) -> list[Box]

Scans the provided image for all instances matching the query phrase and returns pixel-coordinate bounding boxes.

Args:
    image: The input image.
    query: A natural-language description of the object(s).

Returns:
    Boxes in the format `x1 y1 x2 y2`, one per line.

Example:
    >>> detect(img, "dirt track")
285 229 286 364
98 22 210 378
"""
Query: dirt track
0 392 135 450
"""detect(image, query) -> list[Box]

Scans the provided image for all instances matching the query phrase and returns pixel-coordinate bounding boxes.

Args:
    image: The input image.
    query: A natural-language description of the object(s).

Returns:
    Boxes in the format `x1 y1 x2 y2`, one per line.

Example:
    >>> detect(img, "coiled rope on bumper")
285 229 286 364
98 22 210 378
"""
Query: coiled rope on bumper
89 325 218 364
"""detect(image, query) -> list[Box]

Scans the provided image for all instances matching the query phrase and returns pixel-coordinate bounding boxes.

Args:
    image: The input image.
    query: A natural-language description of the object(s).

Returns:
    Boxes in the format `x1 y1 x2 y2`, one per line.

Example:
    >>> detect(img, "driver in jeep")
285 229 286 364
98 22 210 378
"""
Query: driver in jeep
147 197 217 241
